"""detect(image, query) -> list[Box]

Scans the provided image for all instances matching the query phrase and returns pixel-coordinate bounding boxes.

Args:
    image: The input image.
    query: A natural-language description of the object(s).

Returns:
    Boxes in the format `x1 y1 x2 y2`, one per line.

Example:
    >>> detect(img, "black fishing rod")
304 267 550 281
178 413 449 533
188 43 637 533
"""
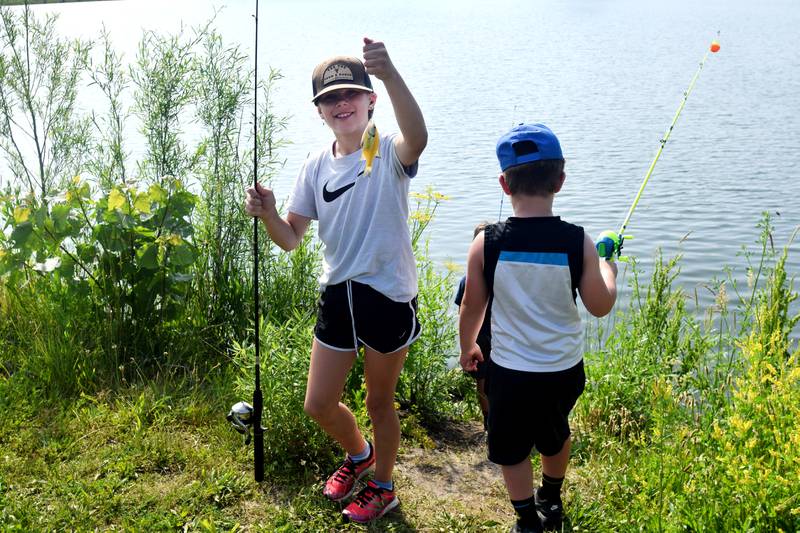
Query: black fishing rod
251 0 264 484
226 0 264 483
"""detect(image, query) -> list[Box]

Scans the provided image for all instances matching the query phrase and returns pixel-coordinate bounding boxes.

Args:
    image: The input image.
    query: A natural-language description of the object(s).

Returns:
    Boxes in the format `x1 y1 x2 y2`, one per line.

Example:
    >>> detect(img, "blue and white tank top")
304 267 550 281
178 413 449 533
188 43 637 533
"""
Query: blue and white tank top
483 217 584 372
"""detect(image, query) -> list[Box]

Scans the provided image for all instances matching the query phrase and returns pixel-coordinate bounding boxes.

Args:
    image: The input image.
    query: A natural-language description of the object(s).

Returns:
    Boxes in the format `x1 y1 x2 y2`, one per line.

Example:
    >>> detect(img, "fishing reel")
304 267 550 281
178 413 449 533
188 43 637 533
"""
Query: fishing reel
595 230 631 262
227 401 255 445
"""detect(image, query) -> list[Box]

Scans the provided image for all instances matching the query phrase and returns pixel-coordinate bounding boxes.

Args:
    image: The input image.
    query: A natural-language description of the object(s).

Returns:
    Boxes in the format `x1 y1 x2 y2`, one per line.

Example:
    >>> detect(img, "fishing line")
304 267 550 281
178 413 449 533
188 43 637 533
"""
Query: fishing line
498 105 519 220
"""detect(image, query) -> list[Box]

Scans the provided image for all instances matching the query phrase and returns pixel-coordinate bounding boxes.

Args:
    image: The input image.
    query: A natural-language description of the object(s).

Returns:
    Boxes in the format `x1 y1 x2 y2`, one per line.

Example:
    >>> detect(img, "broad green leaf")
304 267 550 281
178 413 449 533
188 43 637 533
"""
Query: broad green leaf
57 254 75 278
33 205 48 227
133 226 156 238
149 184 167 204
169 243 195 266
51 204 70 232
77 243 96 263
169 191 197 218
13 207 30 223
137 242 159 269
107 188 126 211
133 193 151 214
10 221 33 247
94 224 127 253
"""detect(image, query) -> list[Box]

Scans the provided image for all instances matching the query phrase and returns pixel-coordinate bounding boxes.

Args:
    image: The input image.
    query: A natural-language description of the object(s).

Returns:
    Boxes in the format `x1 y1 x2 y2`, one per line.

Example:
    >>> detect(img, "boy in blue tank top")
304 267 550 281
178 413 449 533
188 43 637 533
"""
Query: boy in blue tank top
459 123 618 533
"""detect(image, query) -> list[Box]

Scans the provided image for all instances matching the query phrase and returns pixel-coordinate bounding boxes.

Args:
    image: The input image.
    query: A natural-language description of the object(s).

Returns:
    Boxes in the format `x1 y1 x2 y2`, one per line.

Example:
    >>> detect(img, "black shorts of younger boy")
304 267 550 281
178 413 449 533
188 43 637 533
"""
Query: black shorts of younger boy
486 359 585 464
314 280 422 354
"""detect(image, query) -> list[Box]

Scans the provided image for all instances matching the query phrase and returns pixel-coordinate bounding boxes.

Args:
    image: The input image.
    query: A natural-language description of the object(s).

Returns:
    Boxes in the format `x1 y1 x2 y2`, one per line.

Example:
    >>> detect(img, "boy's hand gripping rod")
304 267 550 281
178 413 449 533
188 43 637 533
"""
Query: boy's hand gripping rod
596 34 721 262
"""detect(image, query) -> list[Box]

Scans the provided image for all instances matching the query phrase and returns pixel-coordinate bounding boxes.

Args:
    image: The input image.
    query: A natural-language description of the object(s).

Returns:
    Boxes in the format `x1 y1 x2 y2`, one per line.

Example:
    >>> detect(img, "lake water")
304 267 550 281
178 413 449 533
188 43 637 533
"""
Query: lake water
6 0 800 316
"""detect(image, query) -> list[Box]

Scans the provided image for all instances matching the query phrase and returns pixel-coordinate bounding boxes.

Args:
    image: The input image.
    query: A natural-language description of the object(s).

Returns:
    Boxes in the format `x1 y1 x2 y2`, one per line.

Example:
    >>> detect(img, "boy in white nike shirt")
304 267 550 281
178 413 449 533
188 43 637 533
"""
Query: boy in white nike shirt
245 38 426 523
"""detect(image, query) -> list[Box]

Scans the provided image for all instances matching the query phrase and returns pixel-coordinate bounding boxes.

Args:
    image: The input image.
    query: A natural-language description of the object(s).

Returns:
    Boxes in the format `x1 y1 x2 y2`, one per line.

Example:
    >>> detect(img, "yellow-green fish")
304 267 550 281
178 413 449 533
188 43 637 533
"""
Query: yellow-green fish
361 119 379 176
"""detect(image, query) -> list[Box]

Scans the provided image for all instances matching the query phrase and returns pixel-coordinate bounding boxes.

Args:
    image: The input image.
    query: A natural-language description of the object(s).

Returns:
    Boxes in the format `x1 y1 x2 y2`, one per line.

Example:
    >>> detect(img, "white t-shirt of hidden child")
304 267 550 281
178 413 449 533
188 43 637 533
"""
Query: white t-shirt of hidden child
287 132 418 303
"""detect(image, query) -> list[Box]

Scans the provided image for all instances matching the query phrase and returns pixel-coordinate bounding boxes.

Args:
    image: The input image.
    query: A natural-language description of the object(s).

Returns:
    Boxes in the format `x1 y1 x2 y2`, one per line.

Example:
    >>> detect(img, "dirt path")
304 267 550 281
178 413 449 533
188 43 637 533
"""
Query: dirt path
393 421 513 528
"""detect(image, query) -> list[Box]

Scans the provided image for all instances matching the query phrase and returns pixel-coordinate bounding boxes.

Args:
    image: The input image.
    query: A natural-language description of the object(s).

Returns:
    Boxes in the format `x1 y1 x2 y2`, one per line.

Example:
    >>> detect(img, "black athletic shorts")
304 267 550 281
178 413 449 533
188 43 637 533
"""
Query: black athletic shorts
486 359 585 464
314 280 422 354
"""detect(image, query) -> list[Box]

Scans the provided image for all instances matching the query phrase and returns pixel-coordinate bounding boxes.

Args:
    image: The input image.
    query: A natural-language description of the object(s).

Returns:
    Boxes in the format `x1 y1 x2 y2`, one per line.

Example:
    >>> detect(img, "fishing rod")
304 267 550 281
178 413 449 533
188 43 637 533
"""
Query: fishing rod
251 0 264 484
596 34 721 261
227 0 264 483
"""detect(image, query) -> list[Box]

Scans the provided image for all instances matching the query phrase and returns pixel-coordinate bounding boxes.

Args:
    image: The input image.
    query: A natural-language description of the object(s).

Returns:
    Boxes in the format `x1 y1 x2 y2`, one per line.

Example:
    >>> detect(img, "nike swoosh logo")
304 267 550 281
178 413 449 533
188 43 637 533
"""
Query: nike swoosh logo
322 180 356 202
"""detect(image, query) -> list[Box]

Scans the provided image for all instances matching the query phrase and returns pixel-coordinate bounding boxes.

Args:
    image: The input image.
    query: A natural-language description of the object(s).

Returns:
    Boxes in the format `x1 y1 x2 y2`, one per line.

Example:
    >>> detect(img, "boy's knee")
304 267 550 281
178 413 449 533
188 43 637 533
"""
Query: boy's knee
303 397 335 421
365 395 395 420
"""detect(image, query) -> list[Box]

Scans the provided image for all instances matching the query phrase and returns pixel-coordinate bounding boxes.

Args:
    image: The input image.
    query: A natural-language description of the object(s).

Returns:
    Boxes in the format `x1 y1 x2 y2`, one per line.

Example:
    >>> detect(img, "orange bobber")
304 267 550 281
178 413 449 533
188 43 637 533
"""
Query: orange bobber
710 41 721 53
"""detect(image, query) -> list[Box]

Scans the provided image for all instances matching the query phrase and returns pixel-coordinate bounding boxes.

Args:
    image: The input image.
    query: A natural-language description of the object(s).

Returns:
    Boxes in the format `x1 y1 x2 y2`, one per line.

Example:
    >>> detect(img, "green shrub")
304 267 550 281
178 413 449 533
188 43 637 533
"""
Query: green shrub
0 177 199 387
578 252 712 443
573 214 800 531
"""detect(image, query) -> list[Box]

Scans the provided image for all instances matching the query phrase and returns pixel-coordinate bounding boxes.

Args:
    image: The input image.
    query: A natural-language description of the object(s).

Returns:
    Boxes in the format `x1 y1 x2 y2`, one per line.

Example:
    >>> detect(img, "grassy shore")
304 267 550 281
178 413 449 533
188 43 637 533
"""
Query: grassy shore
2 218 798 532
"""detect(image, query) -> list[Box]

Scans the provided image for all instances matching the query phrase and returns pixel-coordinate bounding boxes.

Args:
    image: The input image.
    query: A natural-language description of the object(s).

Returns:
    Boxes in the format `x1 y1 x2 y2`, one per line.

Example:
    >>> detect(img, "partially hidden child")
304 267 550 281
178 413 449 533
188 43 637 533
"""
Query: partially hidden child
454 222 491 431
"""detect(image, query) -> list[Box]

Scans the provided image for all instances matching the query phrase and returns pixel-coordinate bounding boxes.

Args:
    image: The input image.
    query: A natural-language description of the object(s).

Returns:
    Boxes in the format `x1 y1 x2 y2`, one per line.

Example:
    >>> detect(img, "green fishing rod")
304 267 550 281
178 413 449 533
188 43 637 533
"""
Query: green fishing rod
596 34 721 261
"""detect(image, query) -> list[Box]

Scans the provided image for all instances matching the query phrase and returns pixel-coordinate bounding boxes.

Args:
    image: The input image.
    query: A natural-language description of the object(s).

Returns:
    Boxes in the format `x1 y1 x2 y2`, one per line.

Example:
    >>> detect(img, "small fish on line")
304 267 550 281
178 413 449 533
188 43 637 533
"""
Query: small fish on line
361 119 379 176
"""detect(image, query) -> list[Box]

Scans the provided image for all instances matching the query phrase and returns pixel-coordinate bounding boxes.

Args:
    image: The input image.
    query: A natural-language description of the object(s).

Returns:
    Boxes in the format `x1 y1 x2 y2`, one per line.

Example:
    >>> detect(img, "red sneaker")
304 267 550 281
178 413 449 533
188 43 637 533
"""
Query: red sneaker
342 480 399 523
322 445 375 502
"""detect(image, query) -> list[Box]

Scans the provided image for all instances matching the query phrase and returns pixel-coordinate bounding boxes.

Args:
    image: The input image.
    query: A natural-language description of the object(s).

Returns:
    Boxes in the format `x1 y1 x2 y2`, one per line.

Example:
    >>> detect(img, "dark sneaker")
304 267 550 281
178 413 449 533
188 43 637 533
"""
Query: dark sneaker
510 519 543 533
534 486 563 531
322 444 375 502
342 480 400 523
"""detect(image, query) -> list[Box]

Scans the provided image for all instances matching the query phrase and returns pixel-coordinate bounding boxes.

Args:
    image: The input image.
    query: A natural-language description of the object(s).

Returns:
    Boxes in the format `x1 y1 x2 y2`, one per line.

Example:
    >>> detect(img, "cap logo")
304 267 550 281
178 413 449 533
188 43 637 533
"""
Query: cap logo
323 64 354 86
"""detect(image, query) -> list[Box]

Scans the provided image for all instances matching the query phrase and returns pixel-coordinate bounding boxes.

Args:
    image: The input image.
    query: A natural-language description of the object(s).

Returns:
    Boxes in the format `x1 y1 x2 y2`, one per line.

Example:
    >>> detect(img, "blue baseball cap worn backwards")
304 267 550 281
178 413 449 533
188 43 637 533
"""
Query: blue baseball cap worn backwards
496 123 563 172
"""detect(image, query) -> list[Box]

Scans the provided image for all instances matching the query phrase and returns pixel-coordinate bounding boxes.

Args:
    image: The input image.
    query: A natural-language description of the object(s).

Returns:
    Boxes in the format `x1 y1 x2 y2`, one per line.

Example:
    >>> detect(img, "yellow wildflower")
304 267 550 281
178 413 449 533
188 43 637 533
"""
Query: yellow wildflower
410 211 432 224
13 207 30 223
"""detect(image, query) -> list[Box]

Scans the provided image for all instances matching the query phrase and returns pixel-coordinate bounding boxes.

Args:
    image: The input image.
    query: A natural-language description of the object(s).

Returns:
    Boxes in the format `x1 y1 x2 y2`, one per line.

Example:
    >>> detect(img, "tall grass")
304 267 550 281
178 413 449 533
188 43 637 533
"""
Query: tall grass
573 213 799 531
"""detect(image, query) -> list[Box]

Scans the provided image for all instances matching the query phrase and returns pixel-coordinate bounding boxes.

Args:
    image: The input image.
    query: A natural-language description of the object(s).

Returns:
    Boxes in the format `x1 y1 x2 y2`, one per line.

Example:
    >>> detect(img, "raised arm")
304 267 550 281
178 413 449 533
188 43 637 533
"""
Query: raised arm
245 182 311 251
459 232 489 372
362 37 427 167
578 233 618 317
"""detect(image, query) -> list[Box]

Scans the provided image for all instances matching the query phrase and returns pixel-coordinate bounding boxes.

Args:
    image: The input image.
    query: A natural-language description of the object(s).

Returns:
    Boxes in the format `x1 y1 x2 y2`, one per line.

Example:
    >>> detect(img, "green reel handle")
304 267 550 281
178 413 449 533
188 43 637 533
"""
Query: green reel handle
595 230 624 261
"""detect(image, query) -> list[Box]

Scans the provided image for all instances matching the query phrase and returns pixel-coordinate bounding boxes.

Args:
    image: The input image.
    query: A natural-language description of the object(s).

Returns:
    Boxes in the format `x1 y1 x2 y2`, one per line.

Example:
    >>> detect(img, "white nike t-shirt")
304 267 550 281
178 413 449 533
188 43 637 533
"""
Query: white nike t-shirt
287 132 418 302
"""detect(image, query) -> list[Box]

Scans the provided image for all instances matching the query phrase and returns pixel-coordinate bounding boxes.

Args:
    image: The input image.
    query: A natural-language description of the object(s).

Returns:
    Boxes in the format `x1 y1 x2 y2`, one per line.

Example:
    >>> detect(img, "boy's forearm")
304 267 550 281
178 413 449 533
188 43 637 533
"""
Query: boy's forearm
383 73 427 153
599 260 618 303
260 210 300 251
458 303 485 352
